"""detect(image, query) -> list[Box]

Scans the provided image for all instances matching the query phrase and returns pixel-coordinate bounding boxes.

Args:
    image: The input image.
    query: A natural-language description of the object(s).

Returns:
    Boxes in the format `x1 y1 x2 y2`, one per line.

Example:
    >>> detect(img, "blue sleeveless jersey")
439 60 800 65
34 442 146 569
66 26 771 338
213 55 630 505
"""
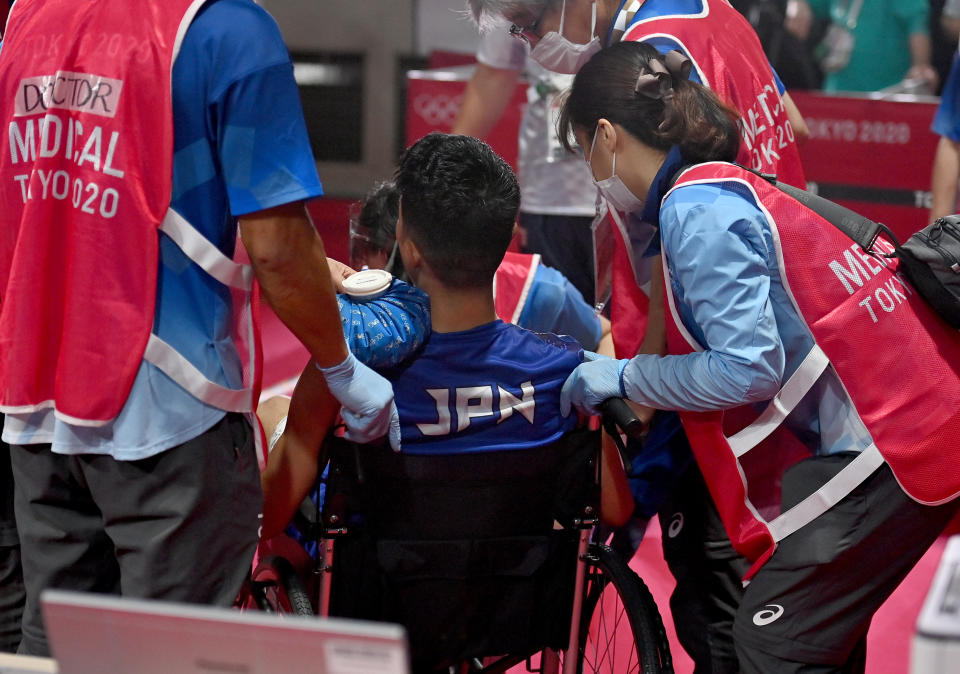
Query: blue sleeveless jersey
383 320 582 455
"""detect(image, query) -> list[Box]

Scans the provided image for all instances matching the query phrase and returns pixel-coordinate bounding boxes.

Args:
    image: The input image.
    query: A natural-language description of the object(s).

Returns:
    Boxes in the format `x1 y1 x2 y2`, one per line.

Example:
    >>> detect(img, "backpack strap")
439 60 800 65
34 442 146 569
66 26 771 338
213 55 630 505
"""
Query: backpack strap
668 163 895 253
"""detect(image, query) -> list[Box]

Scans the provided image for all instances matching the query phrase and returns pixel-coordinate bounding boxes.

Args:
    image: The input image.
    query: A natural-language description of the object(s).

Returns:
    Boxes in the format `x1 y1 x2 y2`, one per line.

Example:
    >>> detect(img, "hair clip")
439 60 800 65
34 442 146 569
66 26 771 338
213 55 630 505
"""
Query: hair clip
634 50 693 101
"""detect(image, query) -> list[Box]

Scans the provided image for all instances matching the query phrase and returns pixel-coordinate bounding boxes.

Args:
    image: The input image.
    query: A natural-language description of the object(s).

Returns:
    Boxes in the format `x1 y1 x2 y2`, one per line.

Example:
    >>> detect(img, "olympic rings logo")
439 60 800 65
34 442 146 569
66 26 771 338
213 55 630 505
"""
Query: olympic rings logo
412 93 463 126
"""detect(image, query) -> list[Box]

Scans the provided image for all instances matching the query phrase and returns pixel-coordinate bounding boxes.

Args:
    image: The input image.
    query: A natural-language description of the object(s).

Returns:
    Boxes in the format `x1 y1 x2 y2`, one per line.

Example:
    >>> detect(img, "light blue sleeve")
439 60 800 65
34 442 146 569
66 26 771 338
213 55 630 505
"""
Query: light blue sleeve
518 265 603 350
620 185 785 412
337 280 431 369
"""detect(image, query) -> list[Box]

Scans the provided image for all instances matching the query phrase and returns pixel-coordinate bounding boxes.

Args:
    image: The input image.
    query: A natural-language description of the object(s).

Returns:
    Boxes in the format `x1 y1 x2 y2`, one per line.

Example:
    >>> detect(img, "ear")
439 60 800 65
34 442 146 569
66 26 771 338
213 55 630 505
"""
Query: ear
400 235 423 272
595 118 618 155
395 210 423 275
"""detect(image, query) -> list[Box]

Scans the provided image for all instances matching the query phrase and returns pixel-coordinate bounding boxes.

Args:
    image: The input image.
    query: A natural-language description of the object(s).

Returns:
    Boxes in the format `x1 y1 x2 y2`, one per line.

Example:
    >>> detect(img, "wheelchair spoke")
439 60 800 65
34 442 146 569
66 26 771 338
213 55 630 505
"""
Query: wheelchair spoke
573 545 666 674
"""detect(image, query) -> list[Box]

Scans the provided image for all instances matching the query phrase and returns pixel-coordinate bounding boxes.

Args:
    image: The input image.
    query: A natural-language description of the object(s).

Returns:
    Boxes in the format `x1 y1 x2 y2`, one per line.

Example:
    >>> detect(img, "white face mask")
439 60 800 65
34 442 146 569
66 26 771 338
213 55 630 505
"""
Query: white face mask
530 0 601 75
588 124 645 214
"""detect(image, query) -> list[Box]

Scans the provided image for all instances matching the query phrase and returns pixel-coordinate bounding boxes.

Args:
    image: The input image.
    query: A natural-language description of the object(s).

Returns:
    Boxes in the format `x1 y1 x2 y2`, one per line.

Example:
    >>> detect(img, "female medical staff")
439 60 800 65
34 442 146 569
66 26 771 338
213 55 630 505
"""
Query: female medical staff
559 41 960 673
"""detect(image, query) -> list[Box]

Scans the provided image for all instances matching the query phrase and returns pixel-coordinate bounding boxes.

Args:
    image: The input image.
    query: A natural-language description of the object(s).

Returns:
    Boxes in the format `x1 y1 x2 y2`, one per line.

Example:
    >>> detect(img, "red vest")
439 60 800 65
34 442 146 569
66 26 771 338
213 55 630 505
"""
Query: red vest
0 0 203 423
608 209 650 358
494 251 540 324
623 0 806 189
664 163 960 573
0 0 263 456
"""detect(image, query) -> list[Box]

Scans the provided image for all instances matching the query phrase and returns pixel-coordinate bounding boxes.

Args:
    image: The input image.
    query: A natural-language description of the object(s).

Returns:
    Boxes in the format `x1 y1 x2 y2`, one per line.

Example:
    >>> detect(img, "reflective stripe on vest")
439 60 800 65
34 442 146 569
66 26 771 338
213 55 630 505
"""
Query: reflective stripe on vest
494 251 540 324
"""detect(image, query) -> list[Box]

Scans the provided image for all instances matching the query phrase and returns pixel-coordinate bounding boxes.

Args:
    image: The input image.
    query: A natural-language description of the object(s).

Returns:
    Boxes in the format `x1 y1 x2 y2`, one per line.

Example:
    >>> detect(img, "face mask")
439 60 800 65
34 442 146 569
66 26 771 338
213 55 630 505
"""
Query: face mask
530 0 601 75
588 125 645 214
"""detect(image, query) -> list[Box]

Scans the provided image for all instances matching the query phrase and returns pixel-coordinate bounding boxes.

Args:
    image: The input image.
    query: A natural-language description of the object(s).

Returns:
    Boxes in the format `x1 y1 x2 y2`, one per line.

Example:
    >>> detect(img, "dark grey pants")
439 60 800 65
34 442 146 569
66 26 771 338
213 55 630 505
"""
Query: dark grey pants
518 212 596 305
11 413 262 656
733 455 959 673
0 422 25 653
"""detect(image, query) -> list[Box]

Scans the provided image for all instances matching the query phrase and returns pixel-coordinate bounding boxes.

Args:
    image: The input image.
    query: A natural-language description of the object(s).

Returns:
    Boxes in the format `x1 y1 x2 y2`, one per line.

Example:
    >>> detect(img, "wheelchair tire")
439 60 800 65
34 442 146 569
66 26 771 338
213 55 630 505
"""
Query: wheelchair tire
573 543 672 674
250 555 314 617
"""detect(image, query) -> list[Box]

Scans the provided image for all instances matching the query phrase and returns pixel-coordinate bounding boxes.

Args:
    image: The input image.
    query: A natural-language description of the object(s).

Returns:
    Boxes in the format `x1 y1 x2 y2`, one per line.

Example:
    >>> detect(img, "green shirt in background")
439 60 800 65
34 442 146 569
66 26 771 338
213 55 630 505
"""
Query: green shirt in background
808 0 930 92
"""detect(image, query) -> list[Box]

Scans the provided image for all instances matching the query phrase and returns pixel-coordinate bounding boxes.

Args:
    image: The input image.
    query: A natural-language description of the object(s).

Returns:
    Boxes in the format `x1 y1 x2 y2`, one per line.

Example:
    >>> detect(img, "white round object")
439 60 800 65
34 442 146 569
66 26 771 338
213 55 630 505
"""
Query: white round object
342 268 393 299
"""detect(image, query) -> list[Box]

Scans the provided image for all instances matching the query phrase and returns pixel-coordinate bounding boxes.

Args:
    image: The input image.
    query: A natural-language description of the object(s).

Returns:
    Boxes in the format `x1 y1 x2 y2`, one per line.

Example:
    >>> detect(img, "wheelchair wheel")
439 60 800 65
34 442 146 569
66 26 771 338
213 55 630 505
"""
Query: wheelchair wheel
249 555 314 617
572 543 671 674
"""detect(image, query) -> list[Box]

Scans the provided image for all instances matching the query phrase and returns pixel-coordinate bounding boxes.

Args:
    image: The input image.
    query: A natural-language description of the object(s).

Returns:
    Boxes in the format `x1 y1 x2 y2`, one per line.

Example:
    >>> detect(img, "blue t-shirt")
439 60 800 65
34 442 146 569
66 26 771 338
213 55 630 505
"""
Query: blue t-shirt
2 0 323 458
382 321 582 455
934 51 960 142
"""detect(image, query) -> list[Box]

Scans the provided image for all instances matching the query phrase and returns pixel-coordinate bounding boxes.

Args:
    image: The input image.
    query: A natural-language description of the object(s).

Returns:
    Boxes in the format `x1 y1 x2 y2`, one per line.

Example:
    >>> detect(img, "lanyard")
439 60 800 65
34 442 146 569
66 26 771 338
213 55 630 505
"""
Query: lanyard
831 0 865 30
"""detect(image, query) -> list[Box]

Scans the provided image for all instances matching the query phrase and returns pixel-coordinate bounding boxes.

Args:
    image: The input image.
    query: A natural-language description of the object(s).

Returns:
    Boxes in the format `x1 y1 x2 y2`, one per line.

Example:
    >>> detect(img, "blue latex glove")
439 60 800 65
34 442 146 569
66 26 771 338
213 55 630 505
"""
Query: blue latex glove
560 351 629 417
316 353 401 451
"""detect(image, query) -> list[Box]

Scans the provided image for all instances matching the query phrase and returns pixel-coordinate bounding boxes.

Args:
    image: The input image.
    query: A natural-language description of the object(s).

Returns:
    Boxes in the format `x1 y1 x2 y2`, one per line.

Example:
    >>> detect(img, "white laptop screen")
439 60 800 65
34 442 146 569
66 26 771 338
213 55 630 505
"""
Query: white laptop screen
41 590 409 674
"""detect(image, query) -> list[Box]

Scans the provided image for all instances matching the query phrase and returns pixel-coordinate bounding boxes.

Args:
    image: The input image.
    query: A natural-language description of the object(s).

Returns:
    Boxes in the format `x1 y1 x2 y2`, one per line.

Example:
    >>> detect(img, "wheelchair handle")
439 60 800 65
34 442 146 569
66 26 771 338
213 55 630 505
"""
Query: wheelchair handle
599 398 645 440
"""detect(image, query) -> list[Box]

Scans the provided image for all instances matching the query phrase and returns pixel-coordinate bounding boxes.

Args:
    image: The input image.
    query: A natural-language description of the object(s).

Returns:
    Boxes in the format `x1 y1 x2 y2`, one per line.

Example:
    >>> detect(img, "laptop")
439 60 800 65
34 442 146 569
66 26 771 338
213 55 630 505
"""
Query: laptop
912 535 960 674
41 590 410 674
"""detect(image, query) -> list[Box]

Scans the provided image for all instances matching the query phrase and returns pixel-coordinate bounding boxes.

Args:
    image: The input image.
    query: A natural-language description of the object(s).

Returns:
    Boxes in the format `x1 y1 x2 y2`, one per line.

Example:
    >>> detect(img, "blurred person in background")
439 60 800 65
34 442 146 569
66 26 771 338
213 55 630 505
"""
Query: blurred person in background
785 0 937 93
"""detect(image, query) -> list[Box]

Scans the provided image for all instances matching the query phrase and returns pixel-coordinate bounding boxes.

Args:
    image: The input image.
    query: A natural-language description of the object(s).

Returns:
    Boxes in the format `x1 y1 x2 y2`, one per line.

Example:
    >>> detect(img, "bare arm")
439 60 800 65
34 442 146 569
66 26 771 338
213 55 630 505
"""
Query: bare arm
239 202 348 368
595 259 670 526
259 365 340 539
600 431 634 527
907 32 939 91
943 16 960 43
931 136 960 221
781 92 810 142
595 315 613 356
450 62 520 138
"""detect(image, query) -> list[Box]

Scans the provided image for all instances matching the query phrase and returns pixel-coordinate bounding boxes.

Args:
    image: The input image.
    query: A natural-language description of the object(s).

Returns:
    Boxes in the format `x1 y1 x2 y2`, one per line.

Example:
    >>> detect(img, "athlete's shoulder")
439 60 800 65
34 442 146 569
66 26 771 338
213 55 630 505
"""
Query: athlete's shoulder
191 0 283 38
524 327 585 360
182 0 290 82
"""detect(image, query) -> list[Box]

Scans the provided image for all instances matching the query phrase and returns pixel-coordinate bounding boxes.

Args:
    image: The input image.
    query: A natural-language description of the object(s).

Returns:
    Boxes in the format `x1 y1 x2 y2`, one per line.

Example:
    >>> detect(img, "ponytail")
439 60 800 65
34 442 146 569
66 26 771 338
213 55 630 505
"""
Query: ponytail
660 79 741 163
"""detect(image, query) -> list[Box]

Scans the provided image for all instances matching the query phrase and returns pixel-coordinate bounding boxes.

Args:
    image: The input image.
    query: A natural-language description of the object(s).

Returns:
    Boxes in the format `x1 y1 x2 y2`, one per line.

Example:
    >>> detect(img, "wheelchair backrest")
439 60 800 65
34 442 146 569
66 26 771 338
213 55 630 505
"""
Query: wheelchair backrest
324 428 601 669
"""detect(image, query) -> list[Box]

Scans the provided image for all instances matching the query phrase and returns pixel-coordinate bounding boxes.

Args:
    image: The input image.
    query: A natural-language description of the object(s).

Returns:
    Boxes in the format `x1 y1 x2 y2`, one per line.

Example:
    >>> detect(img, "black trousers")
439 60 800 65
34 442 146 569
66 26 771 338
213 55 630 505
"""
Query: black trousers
518 212 596 305
11 413 262 656
0 418 25 653
734 456 959 673
661 454 958 674
660 462 749 674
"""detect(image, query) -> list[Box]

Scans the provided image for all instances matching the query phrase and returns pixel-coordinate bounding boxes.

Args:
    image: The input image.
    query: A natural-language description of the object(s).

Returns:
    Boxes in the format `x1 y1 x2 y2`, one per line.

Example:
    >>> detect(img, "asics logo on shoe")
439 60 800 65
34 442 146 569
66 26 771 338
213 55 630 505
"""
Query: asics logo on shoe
752 604 785 626
667 513 684 538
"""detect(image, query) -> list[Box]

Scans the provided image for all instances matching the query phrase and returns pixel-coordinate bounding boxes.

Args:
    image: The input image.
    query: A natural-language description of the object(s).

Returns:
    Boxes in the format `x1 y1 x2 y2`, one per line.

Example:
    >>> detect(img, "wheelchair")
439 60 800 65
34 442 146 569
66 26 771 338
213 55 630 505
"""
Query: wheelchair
247 402 673 674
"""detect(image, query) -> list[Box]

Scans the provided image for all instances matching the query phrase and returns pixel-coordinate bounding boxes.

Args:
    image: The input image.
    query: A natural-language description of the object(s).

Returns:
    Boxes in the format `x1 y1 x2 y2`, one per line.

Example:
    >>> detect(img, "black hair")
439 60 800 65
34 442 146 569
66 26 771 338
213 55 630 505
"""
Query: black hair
357 181 399 247
352 181 408 279
394 133 520 288
558 41 741 164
